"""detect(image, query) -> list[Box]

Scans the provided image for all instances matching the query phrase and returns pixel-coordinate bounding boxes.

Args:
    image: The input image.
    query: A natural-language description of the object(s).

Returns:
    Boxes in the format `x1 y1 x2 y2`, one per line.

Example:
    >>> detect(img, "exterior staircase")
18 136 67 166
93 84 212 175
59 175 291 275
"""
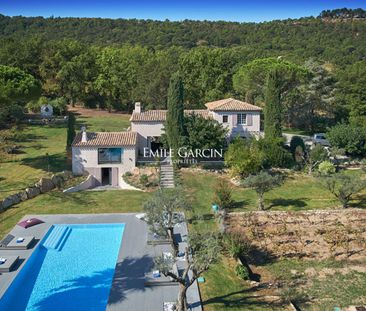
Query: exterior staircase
160 158 175 188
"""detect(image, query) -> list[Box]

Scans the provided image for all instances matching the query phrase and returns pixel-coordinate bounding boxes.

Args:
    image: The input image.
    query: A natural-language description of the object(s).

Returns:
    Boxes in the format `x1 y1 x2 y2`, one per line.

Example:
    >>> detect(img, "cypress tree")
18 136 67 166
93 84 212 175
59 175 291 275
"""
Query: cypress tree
166 73 185 158
66 113 76 149
264 68 283 139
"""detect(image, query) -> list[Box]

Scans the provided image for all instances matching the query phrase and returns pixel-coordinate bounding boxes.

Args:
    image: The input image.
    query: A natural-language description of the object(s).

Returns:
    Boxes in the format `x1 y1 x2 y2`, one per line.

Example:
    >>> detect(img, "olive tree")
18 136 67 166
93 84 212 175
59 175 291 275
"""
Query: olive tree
304 144 328 175
144 188 189 256
154 231 220 311
321 172 366 208
243 171 283 210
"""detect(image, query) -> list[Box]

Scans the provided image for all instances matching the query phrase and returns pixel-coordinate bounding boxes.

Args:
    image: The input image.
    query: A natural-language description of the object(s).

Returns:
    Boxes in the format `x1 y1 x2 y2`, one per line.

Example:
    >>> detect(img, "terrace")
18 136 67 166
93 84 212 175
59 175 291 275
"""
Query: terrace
0 214 201 311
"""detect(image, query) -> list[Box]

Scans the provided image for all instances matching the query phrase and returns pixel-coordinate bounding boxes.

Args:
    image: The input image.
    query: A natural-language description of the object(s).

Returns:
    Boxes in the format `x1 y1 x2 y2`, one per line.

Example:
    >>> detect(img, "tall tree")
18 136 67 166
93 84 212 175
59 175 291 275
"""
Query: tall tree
301 60 337 132
264 68 283 139
233 58 308 104
66 113 76 150
165 72 185 158
336 61 366 126
0 65 41 128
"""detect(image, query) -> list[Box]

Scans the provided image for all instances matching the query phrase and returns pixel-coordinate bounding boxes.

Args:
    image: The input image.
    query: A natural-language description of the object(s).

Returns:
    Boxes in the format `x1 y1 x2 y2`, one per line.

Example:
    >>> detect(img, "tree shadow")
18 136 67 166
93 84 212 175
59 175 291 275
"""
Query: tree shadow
108 255 154 304
26 143 46 151
46 191 96 206
20 153 68 173
202 287 283 309
188 214 214 223
16 133 47 143
231 200 250 209
247 246 277 266
350 194 366 209
33 255 153 310
267 198 307 210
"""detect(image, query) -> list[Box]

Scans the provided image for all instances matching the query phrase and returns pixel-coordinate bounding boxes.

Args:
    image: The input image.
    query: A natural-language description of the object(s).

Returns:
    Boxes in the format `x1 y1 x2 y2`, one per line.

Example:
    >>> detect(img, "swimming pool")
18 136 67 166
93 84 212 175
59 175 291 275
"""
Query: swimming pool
0 223 125 311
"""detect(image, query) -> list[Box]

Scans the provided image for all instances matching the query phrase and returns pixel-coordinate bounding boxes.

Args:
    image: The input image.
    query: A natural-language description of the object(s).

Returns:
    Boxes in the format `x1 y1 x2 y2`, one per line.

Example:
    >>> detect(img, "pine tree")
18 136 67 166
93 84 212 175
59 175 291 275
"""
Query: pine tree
66 113 76 149
264 68 283 139
165 72 185 158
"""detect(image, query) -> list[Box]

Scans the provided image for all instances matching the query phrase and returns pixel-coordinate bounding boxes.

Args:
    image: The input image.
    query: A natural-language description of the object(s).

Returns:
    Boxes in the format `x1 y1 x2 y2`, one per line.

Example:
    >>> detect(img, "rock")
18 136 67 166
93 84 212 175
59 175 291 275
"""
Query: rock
36 177 55 193
250 281 260 287
51 174 64 188
2 193 21 209
26 186 41 198
19 191 28 201
62 171 73 180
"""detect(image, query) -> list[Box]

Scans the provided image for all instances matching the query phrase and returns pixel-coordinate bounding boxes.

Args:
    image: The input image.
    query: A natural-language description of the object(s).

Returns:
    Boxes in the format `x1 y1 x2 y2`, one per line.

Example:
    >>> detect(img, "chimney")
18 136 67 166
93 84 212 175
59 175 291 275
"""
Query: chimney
134 102 142 113
81 126 87 143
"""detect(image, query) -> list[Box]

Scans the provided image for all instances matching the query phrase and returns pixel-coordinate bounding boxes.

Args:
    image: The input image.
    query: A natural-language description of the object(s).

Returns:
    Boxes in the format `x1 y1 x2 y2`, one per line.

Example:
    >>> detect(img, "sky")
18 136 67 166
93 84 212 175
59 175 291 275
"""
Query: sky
1 0 366 22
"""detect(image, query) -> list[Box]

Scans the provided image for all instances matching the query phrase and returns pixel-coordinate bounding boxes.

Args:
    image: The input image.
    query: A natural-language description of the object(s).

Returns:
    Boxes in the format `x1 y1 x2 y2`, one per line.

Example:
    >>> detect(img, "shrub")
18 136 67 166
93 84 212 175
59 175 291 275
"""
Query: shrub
213 179 234 210
124 171 133 177
50 97 67 115
149 178 159 187
259 138 293 168
327 123 366 156
235 264 250 280
318 161 336 175
139 174 149 187
224 233 251 259
225 137 264 177
290 136 305 157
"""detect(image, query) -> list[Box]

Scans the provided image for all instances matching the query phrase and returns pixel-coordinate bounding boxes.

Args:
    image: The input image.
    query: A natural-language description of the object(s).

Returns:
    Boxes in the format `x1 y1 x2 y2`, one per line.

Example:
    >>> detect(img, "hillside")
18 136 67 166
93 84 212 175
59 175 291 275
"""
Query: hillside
0 13 366 65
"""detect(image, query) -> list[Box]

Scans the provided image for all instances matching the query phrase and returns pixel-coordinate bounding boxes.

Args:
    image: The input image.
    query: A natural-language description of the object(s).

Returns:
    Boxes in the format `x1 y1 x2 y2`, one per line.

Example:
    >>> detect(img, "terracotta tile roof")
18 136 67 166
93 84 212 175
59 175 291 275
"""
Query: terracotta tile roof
130 109 210 122
72 131 137 147
205 98 262 111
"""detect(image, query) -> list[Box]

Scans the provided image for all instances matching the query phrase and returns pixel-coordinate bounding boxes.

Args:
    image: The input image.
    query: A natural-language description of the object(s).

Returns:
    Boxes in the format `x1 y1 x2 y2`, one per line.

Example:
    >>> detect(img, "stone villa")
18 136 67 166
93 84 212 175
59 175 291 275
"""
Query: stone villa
72 98 262 186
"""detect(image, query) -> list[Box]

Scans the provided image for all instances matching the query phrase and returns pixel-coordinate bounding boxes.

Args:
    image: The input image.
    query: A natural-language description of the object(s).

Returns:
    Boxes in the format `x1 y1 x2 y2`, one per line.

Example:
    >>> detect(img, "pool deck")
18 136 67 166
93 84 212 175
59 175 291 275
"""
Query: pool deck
0 213 202 311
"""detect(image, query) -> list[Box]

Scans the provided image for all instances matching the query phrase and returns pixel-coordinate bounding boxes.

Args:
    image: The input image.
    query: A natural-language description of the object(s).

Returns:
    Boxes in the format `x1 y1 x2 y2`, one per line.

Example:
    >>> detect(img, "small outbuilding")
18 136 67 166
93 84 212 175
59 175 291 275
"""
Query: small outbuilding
72 129 137 187
40 104 53 118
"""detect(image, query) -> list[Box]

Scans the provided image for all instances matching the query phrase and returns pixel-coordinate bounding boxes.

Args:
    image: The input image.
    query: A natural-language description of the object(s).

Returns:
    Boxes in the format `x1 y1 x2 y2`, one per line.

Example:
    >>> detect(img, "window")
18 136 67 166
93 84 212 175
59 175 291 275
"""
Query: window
222 115 228 123
98 148 122 164
237 113 247 125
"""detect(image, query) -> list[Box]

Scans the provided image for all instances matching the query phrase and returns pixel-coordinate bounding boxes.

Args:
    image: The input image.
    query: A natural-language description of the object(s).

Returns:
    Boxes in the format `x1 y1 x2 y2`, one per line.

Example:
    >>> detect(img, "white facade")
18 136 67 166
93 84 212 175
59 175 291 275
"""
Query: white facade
72 146 137 186
209 111 261 138
130 121 165 154
130 109 261 153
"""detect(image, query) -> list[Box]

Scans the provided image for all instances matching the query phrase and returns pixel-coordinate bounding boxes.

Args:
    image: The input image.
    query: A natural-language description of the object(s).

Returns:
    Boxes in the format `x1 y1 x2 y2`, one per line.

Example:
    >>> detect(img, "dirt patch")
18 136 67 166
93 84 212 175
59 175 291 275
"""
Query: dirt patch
224 209 366 261
68 105 131 118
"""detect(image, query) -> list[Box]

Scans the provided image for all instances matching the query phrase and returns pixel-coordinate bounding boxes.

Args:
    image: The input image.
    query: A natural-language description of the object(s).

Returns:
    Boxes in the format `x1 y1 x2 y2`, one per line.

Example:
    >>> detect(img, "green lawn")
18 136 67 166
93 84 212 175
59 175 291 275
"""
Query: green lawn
0 189 150 238
182 170 353 212
200 256 283 311
76 114 131 132
265 259 366 310
0 124 68 200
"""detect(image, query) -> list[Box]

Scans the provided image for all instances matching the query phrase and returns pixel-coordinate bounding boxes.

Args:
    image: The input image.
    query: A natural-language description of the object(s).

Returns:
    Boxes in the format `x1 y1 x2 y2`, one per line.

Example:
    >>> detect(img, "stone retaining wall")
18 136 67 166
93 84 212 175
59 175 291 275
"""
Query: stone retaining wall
0 171 73 212
224 209 366 261
63 174 98 193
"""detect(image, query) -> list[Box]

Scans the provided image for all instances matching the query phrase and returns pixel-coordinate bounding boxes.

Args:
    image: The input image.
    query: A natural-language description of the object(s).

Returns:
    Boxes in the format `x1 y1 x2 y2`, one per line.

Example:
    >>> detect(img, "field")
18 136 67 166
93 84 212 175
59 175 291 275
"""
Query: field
1 108 366 310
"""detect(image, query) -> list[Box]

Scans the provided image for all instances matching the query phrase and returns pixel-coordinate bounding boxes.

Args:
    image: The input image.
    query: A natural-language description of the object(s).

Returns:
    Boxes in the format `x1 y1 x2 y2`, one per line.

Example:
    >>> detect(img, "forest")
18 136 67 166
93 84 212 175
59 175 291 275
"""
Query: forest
0 8 366 131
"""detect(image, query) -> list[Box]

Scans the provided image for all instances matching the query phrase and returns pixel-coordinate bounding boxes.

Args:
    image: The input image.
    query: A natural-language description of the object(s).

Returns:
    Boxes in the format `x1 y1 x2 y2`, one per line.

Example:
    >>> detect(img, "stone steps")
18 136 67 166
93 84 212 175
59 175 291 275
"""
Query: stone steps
160 158 175 188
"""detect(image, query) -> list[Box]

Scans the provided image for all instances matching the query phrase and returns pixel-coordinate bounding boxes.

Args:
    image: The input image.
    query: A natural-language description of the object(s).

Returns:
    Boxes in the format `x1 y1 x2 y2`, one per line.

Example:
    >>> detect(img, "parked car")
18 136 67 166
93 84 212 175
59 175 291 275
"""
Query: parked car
312 133 330 147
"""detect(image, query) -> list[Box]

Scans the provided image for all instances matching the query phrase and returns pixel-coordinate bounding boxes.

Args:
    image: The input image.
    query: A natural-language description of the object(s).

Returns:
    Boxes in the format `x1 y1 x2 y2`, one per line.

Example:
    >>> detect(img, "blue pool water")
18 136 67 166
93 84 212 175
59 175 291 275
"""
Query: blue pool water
0 223 125 311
